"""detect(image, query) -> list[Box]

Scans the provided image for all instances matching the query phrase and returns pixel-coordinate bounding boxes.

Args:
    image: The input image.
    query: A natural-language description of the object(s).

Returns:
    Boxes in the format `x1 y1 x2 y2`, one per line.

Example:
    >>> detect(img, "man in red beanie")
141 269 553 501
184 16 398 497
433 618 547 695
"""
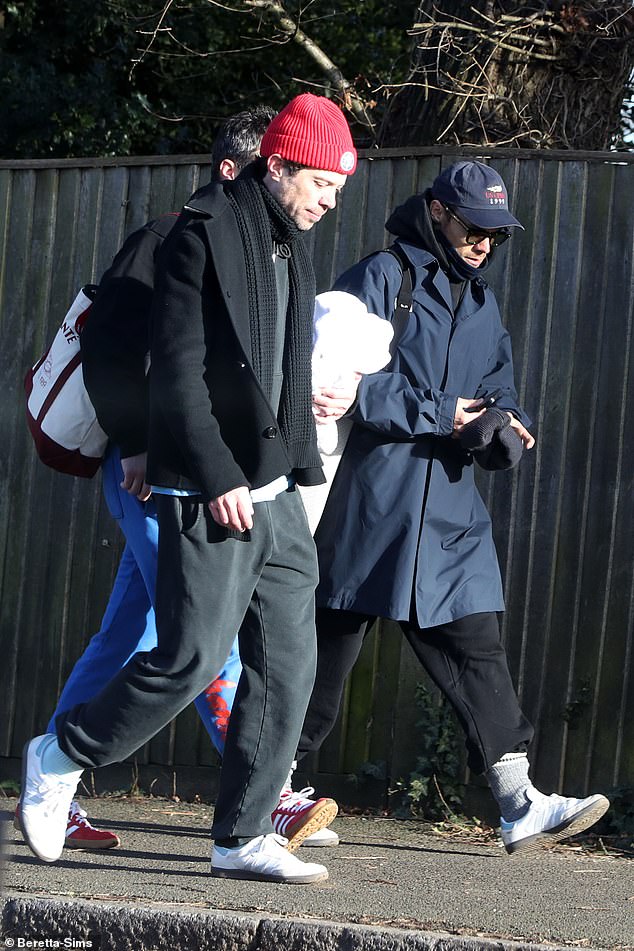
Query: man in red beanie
19 94 357 884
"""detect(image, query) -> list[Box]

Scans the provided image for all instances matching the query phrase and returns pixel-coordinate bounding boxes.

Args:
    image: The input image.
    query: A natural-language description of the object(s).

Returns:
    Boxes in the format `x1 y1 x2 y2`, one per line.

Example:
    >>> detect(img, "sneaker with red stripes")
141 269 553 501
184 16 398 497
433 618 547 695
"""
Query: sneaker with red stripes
271 785 338 854
15 800 120 851
65 801 120 850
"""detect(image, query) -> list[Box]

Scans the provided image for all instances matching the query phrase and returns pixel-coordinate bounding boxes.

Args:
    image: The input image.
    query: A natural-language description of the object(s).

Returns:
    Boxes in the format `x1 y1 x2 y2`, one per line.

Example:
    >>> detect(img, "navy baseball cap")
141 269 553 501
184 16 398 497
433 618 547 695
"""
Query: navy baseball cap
431 161 524 230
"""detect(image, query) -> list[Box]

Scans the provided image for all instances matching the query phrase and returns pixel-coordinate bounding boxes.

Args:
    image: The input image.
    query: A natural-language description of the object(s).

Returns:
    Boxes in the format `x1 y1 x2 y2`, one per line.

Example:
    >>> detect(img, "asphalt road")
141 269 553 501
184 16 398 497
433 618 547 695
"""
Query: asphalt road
2 796 633 950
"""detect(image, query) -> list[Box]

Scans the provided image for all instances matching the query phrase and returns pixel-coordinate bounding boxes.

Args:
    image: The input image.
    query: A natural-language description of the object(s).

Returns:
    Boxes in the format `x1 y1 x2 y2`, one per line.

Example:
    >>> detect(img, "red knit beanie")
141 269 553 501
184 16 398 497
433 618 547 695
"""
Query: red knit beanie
260 93 357 176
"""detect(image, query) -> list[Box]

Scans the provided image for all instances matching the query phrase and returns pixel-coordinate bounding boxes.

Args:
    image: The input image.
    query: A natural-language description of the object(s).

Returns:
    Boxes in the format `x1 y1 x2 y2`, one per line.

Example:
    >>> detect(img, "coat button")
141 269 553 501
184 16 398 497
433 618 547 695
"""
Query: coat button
262 426 277 439
237 361 246 369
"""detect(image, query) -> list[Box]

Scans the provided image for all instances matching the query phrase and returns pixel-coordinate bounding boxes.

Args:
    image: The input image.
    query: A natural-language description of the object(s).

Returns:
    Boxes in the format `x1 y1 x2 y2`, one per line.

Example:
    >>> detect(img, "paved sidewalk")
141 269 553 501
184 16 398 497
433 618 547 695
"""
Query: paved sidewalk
2 796 633 951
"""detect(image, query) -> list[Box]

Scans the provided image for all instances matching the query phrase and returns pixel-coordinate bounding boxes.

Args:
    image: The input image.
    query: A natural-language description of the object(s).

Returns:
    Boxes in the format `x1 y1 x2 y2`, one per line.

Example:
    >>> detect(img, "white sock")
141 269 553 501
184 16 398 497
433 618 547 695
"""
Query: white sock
38 734 82 776
281 759 297 796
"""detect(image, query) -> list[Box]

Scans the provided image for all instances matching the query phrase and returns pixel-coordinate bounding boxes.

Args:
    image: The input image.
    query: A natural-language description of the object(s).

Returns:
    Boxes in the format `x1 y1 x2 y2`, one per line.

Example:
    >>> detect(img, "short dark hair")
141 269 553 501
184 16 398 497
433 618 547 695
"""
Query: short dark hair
280 159 309 177
210 105 277 182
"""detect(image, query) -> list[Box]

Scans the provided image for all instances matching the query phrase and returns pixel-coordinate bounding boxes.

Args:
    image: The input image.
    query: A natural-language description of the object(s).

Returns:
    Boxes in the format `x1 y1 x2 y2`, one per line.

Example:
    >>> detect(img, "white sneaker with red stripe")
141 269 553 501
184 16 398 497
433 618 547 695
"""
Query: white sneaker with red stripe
271 782 338 854
15 800 120 851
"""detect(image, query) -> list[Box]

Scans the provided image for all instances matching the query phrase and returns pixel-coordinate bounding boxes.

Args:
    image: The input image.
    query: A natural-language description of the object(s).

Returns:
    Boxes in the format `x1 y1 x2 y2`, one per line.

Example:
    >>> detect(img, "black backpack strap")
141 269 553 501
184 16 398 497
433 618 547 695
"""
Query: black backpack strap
384 244 414 358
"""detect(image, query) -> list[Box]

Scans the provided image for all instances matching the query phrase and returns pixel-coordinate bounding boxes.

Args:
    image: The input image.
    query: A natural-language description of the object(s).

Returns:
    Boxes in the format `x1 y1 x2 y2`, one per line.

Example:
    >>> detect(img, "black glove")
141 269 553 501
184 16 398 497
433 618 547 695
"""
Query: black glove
458 407 523 471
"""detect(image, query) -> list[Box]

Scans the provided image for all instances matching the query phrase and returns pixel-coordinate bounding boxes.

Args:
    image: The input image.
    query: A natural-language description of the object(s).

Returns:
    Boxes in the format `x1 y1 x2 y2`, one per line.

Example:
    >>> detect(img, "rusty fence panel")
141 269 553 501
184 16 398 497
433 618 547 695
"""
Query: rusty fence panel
0 149 632 810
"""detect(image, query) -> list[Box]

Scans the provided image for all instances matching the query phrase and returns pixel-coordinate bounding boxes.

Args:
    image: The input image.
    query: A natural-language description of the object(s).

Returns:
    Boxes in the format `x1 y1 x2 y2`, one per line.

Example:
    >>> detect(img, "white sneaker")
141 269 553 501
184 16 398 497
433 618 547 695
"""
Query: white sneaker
500 786 610 855
19 735 83 863
211 833 328 883
303 826 340 847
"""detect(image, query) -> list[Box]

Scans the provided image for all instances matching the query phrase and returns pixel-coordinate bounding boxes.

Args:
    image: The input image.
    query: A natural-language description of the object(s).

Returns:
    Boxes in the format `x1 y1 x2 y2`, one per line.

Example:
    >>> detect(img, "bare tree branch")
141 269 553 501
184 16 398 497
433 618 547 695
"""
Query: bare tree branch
128 0 634 150
379 0 634 149
131 0 375 131
130 0 176 72
242 0 374 130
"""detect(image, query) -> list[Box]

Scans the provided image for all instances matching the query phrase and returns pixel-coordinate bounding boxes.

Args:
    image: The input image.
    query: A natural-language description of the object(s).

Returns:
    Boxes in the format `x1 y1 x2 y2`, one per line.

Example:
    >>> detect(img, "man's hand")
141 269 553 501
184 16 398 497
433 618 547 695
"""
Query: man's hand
312 373 362 424
507 415 535 449
120 452 152 501
208 486 254 532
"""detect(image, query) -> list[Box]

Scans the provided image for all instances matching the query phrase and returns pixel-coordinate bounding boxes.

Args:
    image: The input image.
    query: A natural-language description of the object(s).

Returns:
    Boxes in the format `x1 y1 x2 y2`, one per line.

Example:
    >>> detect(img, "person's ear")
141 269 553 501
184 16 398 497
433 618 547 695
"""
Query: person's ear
266 154 285 182
218 158 238 181
429 198 444 224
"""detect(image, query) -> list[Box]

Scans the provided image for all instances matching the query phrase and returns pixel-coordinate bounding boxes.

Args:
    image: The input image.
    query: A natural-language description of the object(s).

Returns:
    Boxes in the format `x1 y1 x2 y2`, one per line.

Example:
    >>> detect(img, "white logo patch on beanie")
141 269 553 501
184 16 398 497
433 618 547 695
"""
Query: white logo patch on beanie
340 151 356 173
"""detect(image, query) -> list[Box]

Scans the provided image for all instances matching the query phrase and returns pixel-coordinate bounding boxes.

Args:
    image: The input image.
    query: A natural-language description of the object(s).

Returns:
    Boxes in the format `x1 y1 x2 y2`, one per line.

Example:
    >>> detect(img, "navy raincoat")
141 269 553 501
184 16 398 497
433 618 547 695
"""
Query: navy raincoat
314 198 530 628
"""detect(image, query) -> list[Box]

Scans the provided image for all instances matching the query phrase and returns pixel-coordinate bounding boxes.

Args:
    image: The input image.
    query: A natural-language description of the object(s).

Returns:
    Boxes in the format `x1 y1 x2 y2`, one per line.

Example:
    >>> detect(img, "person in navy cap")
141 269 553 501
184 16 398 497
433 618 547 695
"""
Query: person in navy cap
288 160 610 856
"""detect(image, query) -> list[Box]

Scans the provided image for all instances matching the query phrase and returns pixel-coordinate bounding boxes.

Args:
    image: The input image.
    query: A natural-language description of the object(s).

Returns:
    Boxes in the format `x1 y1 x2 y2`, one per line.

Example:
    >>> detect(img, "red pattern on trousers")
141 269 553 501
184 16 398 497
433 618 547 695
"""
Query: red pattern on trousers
203 680 235 739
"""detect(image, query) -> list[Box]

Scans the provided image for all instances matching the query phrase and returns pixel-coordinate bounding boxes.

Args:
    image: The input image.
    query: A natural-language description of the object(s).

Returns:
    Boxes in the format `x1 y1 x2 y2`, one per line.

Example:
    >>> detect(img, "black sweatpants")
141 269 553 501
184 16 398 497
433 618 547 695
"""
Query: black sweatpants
57 488 319 840
297 608 533 774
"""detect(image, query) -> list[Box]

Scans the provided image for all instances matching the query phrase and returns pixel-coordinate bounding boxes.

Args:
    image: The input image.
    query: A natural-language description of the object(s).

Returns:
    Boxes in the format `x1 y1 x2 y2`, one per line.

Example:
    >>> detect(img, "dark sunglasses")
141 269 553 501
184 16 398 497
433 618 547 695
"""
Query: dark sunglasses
444 205 511 249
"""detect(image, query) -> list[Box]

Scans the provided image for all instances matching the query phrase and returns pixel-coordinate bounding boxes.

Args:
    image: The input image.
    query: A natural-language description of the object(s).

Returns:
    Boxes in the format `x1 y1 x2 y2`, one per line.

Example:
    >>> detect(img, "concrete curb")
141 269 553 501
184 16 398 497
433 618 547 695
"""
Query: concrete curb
2 896 588 951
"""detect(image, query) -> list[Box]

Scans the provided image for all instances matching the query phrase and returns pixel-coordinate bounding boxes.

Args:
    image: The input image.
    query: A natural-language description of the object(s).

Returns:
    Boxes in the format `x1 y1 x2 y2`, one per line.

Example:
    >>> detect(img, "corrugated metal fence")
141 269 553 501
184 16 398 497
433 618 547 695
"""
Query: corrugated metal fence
1 148 632 809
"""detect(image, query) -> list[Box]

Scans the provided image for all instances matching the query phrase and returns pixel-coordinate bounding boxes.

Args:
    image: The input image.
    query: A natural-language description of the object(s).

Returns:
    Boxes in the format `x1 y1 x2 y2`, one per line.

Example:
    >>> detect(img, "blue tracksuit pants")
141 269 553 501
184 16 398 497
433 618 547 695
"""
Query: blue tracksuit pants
48 445 241 755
